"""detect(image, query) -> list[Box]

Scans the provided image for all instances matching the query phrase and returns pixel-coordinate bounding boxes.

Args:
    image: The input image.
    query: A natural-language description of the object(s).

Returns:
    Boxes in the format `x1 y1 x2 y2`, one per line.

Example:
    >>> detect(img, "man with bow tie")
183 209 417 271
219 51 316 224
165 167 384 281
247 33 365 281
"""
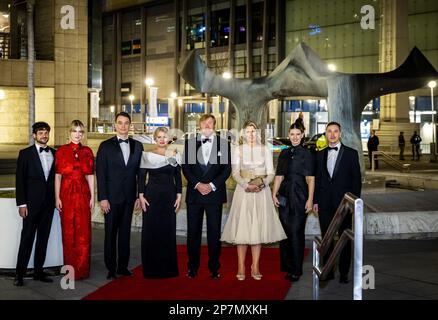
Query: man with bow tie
96 112 143 280
182 114 231 280
14 122 56 286
313 122 361 284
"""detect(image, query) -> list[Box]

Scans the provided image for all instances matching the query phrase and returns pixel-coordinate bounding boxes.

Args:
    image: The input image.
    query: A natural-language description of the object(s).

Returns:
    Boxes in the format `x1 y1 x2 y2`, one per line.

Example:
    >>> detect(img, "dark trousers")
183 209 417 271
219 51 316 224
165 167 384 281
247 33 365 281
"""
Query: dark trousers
104 201 135 273
16 205 54 278
399 145 405 160
368 150 378 169
412 145 420 160
278 202 307 276
318 203 352 276
186 203 222 273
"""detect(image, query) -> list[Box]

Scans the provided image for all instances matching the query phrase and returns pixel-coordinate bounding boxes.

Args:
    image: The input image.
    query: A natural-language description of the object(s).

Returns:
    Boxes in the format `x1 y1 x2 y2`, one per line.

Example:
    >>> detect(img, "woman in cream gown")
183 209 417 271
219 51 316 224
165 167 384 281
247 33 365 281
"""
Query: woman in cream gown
221 121 286 280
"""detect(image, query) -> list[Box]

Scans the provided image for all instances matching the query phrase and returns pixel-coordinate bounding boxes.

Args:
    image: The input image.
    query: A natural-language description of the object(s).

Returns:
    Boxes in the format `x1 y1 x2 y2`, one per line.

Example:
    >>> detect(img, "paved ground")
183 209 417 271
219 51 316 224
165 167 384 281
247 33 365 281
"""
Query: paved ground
1 228 438 300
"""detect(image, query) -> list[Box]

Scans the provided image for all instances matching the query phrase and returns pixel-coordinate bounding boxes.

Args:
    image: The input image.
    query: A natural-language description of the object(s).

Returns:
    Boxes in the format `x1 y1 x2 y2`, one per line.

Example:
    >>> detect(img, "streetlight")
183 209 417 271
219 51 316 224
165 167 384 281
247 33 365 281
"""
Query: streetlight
145 78 154 134
428 80 437 160
170 92 177 99
129 95 134 130
222 71 232 79
327 64 337 72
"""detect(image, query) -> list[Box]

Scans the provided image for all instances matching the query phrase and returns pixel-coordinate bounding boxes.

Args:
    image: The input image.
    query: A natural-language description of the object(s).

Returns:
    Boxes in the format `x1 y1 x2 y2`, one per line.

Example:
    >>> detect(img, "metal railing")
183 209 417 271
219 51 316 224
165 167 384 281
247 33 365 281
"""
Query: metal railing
372 151 411 172
312 192 364 300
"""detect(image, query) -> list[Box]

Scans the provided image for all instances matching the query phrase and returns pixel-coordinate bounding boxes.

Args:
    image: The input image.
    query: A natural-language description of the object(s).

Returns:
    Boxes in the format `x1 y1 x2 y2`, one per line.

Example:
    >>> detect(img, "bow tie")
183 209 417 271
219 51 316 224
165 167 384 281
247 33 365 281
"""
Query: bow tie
39 147 50 153
328 146 339 151
118 138 129 144
202 138 211 144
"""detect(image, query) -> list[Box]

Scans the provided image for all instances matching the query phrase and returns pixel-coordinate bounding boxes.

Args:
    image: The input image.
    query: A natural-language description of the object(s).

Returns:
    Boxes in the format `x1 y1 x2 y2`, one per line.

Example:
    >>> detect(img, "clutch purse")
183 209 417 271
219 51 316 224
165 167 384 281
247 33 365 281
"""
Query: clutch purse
248 177 265 188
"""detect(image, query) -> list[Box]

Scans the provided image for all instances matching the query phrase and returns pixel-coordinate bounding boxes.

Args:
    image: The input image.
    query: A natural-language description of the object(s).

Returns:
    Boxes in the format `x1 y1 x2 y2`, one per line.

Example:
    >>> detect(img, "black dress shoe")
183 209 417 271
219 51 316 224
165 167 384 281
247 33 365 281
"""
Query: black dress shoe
210 271 221 280
106 271 117 280
13 277 24 287
186 270 197 279
117 269 133 276
285 273 300 282
33 273 53 283
339 274 349 284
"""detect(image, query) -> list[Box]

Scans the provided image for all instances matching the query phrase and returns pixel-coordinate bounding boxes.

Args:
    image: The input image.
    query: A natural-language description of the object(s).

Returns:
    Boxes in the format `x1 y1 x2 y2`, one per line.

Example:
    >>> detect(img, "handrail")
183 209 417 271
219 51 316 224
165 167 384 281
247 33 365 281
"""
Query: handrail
372 151 410 172
312 192 364 300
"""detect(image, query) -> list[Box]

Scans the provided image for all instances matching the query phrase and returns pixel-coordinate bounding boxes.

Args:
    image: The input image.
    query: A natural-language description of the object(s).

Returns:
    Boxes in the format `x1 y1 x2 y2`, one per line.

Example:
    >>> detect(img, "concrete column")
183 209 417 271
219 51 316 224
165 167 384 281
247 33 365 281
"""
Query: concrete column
53 0 89 145
228 0 236 76
379 0 410 122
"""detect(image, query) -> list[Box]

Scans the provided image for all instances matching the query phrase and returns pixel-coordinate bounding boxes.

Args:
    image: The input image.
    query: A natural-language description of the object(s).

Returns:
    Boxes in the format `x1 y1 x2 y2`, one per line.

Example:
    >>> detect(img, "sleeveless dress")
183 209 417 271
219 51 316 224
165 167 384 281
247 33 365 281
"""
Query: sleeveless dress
221 144 287 245
138 151 182 278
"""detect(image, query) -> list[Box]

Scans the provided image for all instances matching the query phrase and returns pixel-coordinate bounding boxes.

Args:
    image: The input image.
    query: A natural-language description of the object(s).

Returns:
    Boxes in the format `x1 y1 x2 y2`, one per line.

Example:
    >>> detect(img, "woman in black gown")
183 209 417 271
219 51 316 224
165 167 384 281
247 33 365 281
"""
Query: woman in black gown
138 127 182 278
272 123 315 282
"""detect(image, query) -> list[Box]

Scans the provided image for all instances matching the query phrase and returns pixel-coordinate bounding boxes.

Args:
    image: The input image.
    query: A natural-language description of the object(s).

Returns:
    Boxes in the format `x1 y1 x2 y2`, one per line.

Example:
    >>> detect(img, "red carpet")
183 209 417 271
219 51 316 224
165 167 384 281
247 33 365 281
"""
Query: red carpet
84 245 302 300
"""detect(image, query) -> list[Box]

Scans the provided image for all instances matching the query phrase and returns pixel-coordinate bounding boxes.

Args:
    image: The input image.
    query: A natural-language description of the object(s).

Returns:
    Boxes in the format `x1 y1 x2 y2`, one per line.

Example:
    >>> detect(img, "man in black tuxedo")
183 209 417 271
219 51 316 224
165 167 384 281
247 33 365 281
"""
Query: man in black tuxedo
96 112 143 279
313 122 361 284
14 122 56 286
182 114 231 279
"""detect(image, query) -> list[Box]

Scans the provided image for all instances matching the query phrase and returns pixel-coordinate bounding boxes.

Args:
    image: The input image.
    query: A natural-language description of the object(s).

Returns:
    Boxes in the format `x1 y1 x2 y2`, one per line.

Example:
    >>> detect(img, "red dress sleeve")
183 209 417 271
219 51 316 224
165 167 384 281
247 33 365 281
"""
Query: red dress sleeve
81 147 94 175
55 146 66 174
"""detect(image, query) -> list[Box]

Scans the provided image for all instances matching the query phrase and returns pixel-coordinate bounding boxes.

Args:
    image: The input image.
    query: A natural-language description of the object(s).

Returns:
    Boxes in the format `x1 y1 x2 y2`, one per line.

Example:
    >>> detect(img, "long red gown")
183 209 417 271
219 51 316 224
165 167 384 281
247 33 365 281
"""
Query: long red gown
55 142 94 280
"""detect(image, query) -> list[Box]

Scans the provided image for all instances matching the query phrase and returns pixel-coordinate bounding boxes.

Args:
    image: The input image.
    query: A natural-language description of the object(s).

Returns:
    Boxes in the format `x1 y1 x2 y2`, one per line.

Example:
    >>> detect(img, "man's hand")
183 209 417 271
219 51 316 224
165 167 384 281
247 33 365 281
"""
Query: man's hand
100 200 111 214
134 198 141 210
18 207 28 218
196 183 212 195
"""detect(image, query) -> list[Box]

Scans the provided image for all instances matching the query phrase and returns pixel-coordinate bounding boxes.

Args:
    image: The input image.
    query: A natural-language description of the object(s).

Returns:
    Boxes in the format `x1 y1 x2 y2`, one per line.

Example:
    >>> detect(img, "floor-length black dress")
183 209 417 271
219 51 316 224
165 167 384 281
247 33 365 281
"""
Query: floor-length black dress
138 151 182 278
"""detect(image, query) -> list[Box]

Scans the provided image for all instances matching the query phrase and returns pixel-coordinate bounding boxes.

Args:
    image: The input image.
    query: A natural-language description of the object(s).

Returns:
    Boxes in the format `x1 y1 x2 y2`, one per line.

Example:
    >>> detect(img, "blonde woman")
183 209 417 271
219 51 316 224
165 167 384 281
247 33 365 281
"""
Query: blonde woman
55 120 94 280
138 127 182 278
221 121 286 280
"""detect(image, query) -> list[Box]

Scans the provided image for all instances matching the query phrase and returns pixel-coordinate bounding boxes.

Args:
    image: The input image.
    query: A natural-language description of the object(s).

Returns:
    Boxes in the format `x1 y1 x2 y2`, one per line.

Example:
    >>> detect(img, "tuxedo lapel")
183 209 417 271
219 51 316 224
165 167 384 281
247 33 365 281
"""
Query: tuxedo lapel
47 148 56 180
331 144 345 180
113 136 126 167
126 138 136 167
323 148 330 180
31 145 46 181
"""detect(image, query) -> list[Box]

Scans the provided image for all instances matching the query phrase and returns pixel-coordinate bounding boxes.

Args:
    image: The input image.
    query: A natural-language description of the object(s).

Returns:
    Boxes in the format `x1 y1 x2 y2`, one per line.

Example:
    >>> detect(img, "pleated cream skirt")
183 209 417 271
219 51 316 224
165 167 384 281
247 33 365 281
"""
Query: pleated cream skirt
221 185 287 245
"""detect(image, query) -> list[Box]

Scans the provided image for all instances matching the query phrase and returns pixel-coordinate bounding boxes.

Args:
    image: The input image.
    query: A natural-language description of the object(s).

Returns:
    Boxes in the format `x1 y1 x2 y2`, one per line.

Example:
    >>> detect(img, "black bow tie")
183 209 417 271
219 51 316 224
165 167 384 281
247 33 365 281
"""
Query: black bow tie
118 138 129 144
202 138 211 144
328 146 339 151
39 147 49 153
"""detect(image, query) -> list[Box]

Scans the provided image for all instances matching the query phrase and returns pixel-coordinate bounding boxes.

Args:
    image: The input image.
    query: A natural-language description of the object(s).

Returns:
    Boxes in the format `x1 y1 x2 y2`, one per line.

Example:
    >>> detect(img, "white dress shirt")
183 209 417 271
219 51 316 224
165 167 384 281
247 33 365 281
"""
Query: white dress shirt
327 142 341 178
35 143 54 181
117 135 130 165
196 134 216 192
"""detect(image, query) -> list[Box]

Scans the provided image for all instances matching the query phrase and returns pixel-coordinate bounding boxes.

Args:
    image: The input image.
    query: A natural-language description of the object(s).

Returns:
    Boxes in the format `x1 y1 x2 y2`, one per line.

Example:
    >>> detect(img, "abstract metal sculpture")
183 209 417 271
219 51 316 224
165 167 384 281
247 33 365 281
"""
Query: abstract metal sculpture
177 42 438 170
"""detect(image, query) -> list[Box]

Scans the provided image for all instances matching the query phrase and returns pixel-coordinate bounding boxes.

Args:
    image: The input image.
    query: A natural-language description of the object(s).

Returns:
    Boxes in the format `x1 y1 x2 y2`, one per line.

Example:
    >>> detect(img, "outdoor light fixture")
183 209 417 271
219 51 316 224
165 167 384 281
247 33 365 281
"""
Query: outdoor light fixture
327 64 337 71
145 78 154 87
222 71 232 79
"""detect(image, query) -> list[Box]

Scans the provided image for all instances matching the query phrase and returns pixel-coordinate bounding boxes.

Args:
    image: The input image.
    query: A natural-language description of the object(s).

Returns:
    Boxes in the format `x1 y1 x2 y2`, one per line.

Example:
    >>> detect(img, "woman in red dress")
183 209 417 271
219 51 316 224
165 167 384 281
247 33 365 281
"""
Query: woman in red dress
55 120 94 280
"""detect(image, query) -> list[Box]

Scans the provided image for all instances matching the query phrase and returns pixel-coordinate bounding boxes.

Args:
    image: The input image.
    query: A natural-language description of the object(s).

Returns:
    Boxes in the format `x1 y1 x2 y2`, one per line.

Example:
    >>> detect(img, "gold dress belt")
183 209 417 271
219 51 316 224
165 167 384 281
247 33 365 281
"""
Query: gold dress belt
240 169 267 179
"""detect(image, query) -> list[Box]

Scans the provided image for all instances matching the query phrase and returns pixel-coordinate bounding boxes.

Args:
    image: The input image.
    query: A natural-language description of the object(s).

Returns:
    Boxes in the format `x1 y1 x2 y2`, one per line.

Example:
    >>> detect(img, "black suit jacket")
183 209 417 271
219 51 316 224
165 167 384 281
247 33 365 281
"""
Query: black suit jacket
182 134 231 204
15 145 56 210
314 144 362 210
96 136 143 204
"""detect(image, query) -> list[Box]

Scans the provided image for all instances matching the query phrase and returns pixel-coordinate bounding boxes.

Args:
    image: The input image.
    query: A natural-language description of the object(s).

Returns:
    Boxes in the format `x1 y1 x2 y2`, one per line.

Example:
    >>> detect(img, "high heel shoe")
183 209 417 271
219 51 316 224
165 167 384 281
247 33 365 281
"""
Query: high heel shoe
251 267 263 280
236 274 246 281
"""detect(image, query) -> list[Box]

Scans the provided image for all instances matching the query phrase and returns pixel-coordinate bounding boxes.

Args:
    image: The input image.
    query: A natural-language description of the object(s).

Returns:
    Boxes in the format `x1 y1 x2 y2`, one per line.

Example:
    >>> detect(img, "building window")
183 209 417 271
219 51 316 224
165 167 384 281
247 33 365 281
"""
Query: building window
267 1 276 41
187 13 205 50
252 2 263 43
235 5 246 45
210 8 230 48
0 4 10 59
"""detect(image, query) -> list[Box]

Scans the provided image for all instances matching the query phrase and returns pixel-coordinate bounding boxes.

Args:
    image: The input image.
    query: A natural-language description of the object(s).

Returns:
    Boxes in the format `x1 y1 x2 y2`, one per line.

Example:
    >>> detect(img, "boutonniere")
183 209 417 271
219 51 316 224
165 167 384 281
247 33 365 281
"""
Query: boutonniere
218 151 222 157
